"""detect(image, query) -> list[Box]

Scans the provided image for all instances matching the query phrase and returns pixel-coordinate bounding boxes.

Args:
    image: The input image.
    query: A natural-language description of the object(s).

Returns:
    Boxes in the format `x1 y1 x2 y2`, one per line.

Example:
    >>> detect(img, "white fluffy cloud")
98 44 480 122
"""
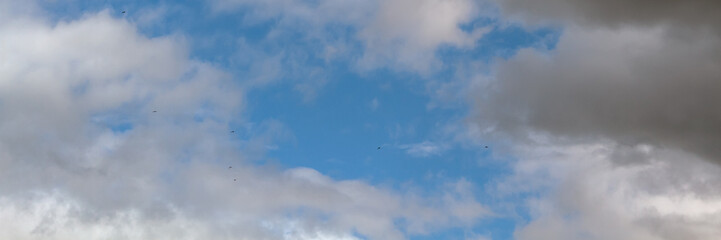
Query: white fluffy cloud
498 141 721 240
355 0 488 73
213 0 488 74
0 4 487 240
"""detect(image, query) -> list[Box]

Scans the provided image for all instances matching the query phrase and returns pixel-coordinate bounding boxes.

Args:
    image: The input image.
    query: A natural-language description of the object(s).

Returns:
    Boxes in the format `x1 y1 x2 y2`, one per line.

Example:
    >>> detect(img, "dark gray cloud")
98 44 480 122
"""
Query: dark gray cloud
499 0 721 33
476 1 721 164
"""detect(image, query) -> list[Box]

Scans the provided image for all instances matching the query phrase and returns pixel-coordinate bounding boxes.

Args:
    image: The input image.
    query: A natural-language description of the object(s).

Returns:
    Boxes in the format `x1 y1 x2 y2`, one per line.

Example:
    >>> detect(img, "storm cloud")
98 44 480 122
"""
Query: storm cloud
478 0 721 164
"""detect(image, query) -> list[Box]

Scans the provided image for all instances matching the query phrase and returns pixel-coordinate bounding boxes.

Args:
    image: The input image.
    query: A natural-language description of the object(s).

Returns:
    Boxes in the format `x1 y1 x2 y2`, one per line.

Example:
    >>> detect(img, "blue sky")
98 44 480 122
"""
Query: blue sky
4 0 721 239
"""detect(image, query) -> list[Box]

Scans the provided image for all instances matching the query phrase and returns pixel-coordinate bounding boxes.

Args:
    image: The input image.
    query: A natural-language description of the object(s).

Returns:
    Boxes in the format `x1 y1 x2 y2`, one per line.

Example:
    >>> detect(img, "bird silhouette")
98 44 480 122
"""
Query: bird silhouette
152 110 157 113
121 11 126 14
230 130 235 133
484 146 488 148
228 166 232 169
377 146 381 150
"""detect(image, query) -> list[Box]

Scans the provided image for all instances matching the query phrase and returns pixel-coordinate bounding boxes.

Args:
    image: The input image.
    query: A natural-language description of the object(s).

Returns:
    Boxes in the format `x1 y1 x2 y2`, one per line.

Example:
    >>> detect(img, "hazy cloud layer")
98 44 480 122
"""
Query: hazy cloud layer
0 6 487 239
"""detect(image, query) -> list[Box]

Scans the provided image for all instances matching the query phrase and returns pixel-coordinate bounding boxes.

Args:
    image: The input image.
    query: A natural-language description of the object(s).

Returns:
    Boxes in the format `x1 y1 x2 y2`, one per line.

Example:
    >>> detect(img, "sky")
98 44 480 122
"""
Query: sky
1 0 721 239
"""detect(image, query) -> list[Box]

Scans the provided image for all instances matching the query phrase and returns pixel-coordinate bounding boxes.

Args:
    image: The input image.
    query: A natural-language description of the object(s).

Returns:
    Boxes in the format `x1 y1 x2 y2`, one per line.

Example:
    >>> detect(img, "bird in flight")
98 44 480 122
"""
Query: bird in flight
484 146 488 149
228 166 232 169
121 11 126 14
230 130 235 133
234 179 237 181
377 146 382 150
152 110 157 113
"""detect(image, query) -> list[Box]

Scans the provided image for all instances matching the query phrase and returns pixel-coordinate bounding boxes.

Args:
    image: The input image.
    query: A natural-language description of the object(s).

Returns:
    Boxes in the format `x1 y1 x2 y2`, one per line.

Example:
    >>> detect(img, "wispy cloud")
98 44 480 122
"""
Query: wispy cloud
369 97 379 111
399 141 449 157
212 0 491 75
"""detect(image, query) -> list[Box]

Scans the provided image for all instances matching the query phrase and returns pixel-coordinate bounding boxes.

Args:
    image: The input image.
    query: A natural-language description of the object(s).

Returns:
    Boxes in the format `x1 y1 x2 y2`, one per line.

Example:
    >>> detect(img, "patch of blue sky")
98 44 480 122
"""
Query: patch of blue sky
234 25 548 240
406 216 516 240
108 122 133 133
35 0 137 22
436 22 561 73
90 112 134 133
477 24 561 58
245 70 446 180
